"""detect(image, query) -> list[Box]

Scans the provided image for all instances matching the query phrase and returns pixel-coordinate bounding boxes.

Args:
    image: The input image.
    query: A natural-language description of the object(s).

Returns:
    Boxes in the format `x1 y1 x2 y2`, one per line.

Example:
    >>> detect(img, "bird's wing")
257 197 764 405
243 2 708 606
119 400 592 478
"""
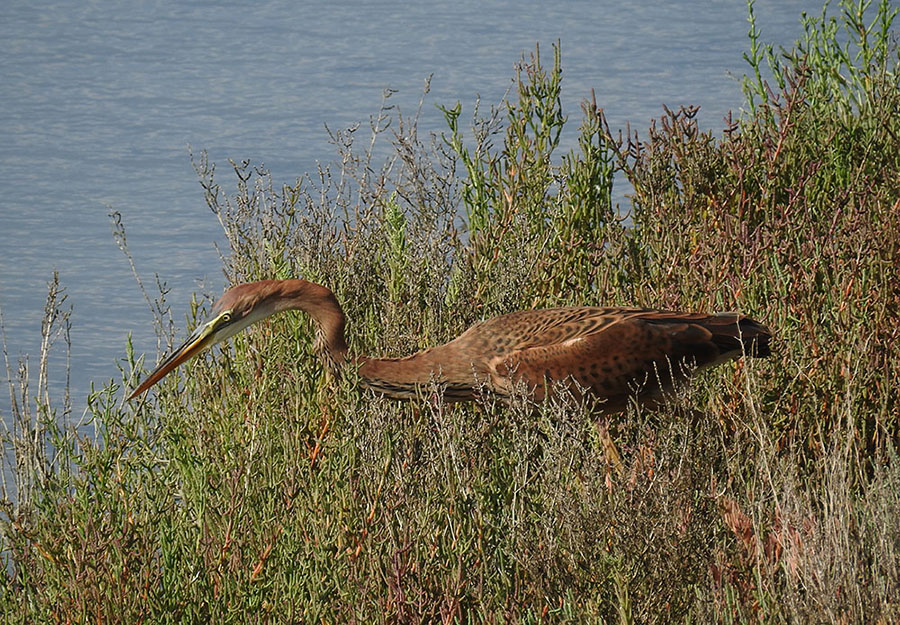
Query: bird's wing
468 307 647 352
485 310 767 404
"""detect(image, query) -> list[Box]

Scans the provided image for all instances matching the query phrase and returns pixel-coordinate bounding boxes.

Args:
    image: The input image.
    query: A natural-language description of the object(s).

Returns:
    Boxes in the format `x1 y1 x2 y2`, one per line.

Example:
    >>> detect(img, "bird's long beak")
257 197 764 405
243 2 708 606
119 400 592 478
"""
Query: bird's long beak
128 319 219 400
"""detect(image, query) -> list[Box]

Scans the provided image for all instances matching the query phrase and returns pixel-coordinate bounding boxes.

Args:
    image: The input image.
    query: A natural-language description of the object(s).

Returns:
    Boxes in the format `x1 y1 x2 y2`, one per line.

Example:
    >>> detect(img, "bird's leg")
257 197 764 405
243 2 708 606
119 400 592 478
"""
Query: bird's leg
595 419 624 477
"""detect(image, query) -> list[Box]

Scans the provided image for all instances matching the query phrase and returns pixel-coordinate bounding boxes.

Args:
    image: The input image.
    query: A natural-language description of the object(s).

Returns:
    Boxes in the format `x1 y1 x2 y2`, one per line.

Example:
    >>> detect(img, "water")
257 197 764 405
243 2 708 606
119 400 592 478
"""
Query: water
1 0 820 420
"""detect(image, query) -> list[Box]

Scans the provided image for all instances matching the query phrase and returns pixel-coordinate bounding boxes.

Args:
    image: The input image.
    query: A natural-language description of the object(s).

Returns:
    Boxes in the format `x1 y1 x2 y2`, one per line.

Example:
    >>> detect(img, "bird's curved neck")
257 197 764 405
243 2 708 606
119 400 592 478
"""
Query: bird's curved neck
278 280 349 376
278 280 452 398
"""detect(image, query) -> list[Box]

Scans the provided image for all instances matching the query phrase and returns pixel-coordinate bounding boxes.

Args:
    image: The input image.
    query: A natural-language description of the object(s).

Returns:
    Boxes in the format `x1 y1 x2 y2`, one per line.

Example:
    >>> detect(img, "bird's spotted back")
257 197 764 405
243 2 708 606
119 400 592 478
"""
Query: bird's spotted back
459 307 648 354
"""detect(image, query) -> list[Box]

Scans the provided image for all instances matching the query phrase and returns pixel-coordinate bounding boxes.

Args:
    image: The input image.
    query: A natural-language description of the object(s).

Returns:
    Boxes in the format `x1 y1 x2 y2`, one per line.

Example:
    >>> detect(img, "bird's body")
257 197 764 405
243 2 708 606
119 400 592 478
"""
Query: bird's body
129 279 771 410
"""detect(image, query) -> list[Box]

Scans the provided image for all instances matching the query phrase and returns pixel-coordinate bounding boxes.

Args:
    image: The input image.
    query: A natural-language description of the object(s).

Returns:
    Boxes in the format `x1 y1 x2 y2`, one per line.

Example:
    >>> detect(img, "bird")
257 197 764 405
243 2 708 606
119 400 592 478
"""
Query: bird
128 279 771 411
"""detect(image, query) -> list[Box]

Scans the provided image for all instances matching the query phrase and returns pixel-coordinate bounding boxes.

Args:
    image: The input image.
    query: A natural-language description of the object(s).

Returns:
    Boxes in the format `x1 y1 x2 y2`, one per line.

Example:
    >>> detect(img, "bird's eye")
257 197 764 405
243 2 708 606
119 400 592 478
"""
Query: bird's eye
219 312 232 325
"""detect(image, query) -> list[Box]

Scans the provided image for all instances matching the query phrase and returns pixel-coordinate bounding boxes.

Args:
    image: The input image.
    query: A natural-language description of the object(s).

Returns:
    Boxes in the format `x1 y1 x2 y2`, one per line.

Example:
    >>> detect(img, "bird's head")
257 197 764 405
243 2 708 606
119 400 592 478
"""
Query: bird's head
127 280 313 400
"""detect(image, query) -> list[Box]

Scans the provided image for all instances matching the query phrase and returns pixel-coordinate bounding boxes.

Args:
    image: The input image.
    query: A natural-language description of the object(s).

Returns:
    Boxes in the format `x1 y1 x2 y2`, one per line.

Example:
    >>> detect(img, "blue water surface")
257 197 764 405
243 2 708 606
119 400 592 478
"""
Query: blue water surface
0 1 820 420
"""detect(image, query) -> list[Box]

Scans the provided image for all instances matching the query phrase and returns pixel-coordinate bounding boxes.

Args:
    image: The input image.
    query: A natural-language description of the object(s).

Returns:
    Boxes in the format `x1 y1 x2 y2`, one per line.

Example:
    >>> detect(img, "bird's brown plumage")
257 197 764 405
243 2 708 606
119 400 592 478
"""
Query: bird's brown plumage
129 279 771 410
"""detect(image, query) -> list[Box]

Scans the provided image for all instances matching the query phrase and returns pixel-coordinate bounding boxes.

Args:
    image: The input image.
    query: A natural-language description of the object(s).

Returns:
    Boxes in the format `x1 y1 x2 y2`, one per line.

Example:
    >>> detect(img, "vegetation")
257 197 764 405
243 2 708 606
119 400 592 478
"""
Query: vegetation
2 0 899 621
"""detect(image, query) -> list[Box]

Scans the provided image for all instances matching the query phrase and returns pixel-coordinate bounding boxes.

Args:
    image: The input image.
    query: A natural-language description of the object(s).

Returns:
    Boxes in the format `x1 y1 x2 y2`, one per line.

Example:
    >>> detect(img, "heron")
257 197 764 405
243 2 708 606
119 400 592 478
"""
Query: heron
128 279 771 410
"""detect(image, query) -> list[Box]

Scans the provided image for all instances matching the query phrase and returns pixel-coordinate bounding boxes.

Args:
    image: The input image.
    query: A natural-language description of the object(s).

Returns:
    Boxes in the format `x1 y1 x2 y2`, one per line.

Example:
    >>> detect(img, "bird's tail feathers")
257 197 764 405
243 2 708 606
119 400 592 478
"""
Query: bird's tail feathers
710 314 772 358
